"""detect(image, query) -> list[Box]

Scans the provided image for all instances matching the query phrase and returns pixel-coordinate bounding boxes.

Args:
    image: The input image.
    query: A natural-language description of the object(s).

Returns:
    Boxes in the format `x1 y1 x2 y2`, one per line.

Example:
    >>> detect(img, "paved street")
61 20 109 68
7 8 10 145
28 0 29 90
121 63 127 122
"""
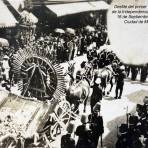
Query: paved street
49 55 148 148
0 55 148 148
49 78 148 148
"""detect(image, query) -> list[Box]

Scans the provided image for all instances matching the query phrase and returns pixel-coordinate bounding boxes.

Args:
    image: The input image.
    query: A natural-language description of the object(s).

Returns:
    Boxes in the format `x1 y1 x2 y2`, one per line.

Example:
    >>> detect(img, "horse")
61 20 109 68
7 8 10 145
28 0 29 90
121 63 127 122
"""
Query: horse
66 77 90 113
64 61 92 113
92 65 115 96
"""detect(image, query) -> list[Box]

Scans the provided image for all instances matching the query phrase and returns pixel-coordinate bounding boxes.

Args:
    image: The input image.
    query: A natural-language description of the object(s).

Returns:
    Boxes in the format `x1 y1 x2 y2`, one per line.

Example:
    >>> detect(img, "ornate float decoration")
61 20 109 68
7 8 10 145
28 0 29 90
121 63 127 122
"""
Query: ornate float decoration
12 47 65 101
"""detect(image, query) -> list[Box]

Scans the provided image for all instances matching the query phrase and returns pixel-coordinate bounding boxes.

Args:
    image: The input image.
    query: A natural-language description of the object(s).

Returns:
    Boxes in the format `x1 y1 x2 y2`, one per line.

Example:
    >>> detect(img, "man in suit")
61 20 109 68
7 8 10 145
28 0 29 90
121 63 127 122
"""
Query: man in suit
89 102 104 148
61 122 75 148
90 78 102 113
116 124 129 148
75 114 92 148
115 66 126 99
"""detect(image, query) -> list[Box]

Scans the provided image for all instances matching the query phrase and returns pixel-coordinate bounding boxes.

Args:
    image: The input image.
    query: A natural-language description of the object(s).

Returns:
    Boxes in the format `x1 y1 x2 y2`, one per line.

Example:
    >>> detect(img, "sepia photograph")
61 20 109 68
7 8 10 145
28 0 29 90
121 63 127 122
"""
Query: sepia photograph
0 0 148 147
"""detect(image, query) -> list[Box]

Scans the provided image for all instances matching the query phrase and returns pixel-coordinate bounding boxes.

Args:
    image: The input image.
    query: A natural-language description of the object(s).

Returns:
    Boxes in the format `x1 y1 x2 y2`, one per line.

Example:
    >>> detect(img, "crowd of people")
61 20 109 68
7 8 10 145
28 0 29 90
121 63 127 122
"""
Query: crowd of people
116 96 148 148
61 102 104 148
16 24 108 63
0 24 108 90
76 49 127 99
125 64 148 83
0 22 147 92
0 22 147 148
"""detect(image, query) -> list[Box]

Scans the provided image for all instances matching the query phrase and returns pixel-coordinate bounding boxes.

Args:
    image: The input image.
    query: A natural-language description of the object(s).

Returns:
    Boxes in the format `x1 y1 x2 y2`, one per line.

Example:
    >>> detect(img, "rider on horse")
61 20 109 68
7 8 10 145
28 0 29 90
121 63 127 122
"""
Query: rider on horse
76 61 93 83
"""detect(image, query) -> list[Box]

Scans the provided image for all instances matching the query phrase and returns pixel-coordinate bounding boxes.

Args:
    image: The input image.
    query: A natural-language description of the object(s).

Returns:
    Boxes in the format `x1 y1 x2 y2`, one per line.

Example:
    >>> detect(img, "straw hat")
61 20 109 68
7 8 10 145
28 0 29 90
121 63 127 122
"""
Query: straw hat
95 78 101 85
120 65 125 71
3 55 9 60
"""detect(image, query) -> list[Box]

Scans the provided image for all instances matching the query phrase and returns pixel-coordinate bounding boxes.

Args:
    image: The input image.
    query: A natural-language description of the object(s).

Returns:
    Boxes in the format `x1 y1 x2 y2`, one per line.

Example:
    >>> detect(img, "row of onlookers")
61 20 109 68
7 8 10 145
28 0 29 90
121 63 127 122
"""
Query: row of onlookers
116 96 148 148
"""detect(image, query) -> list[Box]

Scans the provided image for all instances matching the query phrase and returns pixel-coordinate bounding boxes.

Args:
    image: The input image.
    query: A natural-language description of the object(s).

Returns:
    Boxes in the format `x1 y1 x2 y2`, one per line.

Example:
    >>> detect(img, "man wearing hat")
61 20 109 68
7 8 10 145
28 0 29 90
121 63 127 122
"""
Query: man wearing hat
140 64 148 83
128 123 143 148
116 123 141 148
143 96 148 113
136 104 144 118
90 78 102 113
75 114 92 148
75 61 86 83
114 65 126 99
116 124 129 148
131 65 139 81
89 102 104 148
61 121 75 148
128 115 141 141
66 35 76 61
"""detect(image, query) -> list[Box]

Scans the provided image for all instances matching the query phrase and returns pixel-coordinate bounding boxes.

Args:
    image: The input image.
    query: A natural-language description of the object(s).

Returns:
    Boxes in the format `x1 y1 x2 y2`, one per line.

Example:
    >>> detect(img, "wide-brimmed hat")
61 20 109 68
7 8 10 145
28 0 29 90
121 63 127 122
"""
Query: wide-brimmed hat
55 28 65 34
120 65 125 70
95 78 101 85
3 55 9 60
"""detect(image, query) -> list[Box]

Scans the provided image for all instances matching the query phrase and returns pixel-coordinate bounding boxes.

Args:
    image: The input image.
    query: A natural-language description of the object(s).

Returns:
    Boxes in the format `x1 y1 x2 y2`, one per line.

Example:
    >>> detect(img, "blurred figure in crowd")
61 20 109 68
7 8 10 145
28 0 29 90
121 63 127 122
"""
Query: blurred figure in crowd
115 66 126 99
61 122 75 148
131 65 139 81
90 78 102 113
89 102 104 148
75 114 92 148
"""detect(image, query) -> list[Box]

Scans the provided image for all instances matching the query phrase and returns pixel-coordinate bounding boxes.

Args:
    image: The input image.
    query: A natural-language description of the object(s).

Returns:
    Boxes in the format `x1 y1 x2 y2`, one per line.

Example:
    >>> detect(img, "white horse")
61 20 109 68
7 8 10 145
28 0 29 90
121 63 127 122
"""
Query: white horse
92 65 115 95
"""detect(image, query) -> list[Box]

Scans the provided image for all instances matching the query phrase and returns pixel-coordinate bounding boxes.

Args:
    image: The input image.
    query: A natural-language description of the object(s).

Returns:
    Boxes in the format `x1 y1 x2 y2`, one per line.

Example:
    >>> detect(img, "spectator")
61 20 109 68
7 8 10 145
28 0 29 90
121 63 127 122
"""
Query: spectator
61 122 75 148
131 66 139 81
75 114 92 148
90 78 102 113
140 64 148 83
114 66 126 99
116 124 129 148
89 102 104 148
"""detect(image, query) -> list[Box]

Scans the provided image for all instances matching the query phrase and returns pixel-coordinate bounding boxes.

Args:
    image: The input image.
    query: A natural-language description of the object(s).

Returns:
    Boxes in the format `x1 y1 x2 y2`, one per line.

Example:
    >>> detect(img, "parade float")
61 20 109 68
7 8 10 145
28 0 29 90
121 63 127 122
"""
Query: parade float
0 46 77 148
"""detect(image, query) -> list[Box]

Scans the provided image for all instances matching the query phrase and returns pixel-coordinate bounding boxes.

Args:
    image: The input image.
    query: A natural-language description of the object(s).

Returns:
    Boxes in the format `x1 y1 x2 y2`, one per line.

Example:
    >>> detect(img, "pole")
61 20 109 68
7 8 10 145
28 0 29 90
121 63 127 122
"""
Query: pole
117 125 119 138
126 106 129 126
100 134 103 147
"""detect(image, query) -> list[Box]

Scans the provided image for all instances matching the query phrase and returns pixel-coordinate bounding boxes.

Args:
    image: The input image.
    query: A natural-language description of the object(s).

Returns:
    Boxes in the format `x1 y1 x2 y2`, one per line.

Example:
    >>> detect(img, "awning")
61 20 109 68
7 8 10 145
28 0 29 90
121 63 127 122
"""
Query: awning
89 1 110 10
46 1 109 17
0 0 17 28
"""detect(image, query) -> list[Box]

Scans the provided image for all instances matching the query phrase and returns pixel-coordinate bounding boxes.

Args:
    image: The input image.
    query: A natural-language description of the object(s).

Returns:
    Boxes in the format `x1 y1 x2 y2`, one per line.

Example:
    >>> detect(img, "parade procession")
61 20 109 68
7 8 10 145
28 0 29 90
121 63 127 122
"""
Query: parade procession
0 0 148 147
